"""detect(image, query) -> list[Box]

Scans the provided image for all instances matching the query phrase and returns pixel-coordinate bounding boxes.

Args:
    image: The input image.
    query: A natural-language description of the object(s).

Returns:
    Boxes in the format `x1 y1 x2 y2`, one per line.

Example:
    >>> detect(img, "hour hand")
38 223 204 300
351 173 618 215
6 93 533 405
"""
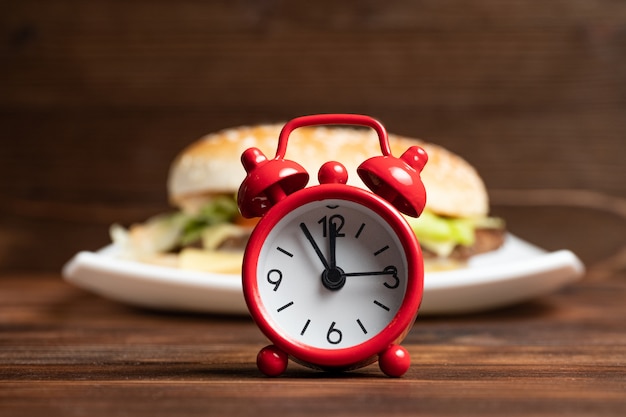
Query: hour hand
342 265 397 277
342 266 400 289
299 222 330 270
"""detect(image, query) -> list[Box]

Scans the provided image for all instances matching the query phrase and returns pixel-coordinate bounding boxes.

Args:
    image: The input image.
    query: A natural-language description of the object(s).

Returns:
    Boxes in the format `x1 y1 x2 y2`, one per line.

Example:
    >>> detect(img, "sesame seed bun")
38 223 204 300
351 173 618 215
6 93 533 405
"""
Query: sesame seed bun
167 124 488 218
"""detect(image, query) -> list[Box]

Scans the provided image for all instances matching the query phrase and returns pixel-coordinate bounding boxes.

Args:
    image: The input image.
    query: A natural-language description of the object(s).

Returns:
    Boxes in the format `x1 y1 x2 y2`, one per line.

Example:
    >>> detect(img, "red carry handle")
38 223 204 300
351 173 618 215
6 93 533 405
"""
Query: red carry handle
274 114 392 159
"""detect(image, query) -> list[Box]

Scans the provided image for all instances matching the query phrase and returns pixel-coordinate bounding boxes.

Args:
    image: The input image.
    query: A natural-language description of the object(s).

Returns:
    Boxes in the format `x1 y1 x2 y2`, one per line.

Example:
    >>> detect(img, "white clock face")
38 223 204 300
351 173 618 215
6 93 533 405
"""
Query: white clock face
256 198 409 350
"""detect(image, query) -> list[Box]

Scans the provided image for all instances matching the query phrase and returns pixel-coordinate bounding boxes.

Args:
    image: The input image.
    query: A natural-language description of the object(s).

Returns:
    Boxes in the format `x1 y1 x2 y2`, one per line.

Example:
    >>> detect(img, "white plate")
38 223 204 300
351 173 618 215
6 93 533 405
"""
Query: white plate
62 234 584 315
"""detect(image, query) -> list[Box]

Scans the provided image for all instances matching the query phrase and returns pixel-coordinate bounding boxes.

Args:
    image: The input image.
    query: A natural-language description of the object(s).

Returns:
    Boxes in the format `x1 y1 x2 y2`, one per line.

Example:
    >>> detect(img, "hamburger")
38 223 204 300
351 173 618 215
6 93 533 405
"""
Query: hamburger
110 124 505 272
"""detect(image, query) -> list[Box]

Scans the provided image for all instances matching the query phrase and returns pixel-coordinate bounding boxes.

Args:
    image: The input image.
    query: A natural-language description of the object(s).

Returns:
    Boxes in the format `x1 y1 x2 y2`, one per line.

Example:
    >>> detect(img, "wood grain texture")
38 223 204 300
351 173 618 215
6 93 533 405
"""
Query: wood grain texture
1 0 625 271
1 273 625 416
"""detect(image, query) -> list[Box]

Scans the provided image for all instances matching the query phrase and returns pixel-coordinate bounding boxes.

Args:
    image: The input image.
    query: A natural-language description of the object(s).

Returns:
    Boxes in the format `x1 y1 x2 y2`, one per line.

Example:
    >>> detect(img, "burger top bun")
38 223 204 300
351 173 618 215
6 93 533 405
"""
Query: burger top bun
167 124 489 218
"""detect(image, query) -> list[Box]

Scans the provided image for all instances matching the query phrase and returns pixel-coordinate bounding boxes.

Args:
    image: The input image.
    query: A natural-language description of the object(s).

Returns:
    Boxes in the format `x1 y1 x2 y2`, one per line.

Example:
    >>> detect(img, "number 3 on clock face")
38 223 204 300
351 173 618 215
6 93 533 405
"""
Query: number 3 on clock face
243 185 421 368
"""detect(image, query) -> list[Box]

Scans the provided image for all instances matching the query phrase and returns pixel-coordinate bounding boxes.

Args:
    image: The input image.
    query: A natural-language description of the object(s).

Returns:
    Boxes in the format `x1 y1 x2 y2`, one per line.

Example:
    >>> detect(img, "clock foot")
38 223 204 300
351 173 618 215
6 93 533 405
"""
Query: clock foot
379 345 410 377
257 345 288 377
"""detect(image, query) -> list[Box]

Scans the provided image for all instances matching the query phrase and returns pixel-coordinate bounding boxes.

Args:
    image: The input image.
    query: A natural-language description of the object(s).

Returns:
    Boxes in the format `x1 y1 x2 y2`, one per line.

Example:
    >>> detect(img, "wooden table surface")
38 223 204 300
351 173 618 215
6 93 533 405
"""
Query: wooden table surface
2 201 625 416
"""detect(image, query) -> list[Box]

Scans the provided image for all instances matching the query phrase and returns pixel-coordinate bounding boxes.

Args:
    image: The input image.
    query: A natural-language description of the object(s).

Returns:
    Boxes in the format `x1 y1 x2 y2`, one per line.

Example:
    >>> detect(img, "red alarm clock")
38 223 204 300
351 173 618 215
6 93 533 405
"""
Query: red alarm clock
237 114 428 377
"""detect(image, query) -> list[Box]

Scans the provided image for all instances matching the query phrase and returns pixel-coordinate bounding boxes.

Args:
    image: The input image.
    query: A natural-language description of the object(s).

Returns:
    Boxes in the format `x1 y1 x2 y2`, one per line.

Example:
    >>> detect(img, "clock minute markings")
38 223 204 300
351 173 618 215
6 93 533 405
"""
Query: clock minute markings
277 301 294 312
276 246 293 257
373 300 390 311
374 245 390 256
355 223 366 239
300 319 311 336
356 319 367 334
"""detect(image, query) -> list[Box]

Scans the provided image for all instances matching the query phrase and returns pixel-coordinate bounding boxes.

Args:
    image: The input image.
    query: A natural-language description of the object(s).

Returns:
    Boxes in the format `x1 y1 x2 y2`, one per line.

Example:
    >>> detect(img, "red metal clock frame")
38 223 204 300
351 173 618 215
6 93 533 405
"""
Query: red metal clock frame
237 113 428 377
242 183 424 373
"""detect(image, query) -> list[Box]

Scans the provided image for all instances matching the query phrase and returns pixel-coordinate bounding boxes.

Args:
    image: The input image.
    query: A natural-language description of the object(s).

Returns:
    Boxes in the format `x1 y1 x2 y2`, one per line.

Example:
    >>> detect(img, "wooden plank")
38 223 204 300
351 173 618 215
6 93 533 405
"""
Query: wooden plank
0 274 625 416
2 1 625 109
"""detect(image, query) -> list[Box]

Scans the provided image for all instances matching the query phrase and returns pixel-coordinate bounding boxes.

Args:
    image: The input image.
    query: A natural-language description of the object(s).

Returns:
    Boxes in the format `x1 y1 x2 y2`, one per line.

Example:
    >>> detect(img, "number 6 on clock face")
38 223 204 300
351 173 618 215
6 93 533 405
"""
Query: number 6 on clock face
243 184 423 371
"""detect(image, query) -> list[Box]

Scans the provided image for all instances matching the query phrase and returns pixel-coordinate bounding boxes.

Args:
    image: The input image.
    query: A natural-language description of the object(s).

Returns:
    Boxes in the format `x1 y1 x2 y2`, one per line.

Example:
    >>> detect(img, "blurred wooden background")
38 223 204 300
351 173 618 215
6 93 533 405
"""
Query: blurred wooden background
1 0 625 272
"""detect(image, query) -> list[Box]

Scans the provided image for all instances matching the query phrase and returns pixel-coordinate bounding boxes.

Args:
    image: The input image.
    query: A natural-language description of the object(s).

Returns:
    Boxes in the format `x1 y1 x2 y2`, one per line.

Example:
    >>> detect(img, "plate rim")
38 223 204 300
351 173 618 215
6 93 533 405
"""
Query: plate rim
62 233 585 315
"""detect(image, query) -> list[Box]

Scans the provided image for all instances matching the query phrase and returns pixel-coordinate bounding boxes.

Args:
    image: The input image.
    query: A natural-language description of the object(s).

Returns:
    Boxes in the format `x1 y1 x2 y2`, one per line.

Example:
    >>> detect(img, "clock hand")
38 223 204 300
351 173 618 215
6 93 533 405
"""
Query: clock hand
341 265 398 278
329 220 337 270
342 266 400 289
299 222 330 270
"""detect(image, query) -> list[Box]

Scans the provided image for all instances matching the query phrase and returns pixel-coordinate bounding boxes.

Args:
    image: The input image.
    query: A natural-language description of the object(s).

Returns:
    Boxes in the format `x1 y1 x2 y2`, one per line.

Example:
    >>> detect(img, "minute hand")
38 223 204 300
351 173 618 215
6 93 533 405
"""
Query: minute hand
299 222 331 270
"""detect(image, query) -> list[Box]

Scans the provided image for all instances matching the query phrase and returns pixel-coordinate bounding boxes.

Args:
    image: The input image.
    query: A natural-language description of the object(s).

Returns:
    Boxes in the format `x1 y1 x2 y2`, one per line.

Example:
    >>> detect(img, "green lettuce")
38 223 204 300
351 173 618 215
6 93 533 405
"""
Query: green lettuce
134 195 240 252
405 210 475 247
179 195 239 245
404 210 503 257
